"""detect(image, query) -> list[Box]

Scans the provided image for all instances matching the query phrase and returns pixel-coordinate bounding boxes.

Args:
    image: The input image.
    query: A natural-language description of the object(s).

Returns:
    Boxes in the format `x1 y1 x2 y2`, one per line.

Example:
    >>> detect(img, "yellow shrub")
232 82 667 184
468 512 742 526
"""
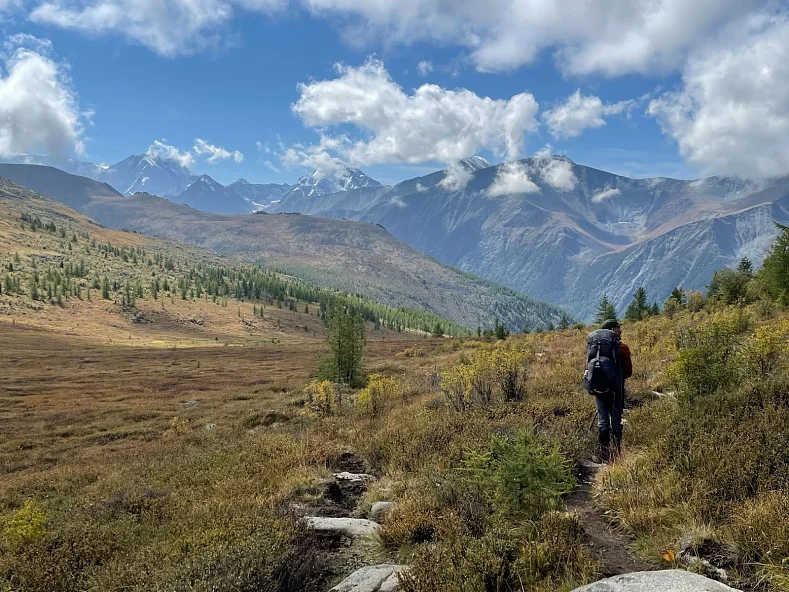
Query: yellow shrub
3 499 48 547
356 374 398 416
739 321 789 378
304 380 339 416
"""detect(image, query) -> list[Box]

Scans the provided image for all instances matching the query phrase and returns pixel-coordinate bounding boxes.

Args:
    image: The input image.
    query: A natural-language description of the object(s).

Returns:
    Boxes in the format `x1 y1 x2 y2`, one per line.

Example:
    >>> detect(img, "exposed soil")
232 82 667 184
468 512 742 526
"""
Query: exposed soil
566 464 655 577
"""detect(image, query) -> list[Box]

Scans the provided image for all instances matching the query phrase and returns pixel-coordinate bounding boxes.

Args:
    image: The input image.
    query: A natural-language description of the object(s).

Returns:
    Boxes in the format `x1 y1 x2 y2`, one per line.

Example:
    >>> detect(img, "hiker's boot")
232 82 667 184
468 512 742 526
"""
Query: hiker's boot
597 429 611 463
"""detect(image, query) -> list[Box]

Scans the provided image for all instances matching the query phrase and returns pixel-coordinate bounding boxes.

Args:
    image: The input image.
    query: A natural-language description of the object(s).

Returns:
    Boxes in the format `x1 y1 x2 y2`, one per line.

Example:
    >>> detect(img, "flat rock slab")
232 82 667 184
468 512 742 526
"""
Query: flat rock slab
306 517 380 538
572 570 741 592
331 564 407 592
334 472 375 482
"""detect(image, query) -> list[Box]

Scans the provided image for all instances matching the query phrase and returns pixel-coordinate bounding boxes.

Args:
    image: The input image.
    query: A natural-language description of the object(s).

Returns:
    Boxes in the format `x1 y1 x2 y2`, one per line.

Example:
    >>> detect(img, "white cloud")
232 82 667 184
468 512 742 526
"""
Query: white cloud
146 140 195 168
438 161 473 191
29 0 286 57
591 187 621 203
263 160 279 172
193 138 244 163
415 181 427 192
648 13 789 179
539 158 577 191
543 90 636 139
0 44 84 158
290 59 539 168
417 60 432 77
303 0 762 76
487 161 540 197
256 141 263 151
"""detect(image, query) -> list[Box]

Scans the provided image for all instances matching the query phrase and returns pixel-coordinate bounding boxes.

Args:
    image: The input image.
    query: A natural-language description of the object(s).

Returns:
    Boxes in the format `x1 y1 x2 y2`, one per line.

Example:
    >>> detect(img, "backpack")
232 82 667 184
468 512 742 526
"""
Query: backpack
583 329 621 395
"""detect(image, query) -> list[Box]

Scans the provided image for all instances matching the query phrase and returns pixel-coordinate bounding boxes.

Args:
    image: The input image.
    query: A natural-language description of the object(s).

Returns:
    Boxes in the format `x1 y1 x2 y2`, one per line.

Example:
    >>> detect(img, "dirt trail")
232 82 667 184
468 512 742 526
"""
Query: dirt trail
566 465 655 577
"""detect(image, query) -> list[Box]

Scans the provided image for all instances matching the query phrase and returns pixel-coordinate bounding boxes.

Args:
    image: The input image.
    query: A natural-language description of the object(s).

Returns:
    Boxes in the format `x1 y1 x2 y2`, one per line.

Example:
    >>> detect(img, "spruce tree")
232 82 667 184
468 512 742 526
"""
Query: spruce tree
760 223 789 300
595 295 617 325
625 287 649 321
738 257 754 275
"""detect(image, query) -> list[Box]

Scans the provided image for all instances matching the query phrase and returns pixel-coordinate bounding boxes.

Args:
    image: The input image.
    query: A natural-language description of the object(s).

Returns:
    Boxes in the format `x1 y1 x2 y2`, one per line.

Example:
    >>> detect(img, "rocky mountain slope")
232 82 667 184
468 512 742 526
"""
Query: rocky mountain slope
271 156 789 319
0 164 569 330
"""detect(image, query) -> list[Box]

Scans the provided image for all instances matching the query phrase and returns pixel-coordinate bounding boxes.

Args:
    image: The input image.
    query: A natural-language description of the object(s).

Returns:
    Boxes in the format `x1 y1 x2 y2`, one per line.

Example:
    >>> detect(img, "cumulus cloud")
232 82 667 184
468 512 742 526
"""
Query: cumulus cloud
146 140 195 168
538 157 577 191
24 0 767 78
415 182 427 192
487 161 540 197
193 138 244 163
417 60 432 77
29 0 286 57
438 161 474 191
290 59 539 168
543 90 636 139
303 0 761 76
0 43 84 158
591 187 621 203
648 13 789 179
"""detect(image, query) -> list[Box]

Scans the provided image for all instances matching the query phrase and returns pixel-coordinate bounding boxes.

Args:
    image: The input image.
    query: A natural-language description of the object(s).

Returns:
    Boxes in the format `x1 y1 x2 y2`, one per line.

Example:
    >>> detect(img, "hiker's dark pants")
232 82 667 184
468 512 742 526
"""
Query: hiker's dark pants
595 389 624 458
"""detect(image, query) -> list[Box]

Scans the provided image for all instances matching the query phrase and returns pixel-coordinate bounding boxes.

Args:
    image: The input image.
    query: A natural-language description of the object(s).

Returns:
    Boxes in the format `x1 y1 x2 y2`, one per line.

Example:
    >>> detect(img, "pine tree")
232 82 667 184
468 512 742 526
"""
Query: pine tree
738 257 754 275
558 314 570 330
760 223 789 300
669 287 685 305
625 287 649 322
101 276 110 300
595 295 617 325
432 322 445 338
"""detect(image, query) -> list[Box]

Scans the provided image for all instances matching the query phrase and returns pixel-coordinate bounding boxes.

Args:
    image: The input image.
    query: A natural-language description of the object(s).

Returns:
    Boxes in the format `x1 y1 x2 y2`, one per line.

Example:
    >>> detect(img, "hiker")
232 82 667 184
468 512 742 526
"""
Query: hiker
583 319 632 462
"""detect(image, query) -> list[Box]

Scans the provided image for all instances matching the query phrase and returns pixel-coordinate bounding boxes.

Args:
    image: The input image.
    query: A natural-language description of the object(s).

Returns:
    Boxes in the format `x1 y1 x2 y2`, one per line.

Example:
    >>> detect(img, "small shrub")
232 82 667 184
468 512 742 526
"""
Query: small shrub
3 499 47 547
355 374 398 416
459 429 574 519
303 380 339 416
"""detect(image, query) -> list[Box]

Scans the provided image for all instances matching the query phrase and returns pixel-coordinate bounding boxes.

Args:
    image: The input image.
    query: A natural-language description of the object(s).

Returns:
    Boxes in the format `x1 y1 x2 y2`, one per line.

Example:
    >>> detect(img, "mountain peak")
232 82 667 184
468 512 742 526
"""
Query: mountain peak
458 156 493 172
292 165 381 198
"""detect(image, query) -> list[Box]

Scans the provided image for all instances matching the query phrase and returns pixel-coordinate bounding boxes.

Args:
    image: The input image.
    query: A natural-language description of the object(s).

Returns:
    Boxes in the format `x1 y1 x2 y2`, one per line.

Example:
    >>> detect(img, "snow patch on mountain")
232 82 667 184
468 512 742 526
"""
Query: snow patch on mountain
288 166 381 199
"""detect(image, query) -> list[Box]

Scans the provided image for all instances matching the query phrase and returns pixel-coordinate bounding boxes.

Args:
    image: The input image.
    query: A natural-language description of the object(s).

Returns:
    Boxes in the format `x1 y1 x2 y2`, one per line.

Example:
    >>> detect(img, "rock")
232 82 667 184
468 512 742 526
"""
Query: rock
369 501 395 523
334 472 375 482
183 400 199 408
331 564 407 592
204 423 216 431
306 517 380 538
571 570 741 592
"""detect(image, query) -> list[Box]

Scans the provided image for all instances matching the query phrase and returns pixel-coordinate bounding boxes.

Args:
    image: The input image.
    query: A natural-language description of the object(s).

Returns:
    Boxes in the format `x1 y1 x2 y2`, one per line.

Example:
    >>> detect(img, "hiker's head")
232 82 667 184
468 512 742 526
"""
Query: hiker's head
601 319 621 337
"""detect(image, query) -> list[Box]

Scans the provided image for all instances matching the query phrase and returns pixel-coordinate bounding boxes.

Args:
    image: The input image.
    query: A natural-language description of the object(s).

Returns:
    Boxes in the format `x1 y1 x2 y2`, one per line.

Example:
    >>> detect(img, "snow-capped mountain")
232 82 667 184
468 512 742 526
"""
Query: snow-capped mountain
458 156 493 172
101 154 197 197
288 166 382 199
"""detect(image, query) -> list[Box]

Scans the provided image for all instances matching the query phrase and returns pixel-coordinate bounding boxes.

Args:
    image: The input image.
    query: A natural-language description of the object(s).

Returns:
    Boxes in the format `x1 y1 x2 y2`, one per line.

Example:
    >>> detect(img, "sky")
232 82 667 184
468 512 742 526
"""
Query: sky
0 1 787 186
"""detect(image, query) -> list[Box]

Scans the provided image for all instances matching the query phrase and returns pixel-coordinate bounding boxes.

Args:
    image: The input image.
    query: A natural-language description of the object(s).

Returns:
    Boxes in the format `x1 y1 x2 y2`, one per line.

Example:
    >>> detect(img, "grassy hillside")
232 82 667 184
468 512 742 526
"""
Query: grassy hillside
0 178 471 341
0 164 570 331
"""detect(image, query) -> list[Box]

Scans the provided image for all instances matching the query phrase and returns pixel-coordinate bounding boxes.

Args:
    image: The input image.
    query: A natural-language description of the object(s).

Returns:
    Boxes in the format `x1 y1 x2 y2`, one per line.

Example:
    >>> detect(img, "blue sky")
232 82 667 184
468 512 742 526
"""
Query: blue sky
0 1 787 186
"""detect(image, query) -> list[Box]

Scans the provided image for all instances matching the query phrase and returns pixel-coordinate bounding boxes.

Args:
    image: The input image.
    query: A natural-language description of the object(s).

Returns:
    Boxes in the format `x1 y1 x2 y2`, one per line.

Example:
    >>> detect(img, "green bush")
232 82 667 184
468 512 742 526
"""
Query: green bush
459 429 574 519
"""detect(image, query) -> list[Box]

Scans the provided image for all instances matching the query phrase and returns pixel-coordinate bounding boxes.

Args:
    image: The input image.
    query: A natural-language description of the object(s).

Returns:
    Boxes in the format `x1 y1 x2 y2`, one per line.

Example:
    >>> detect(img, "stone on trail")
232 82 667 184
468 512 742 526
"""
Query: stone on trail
571 570 741 592
330 564 408 592
334 472 375 482
306 517 380 538
369 501 395 523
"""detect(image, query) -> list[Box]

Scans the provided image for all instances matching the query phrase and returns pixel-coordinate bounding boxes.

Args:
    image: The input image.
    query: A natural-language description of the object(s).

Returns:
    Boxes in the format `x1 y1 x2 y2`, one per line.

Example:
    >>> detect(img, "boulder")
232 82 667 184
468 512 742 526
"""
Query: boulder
369 501 395 523
571 570 741 592
306 517 380 538
331 564 407 592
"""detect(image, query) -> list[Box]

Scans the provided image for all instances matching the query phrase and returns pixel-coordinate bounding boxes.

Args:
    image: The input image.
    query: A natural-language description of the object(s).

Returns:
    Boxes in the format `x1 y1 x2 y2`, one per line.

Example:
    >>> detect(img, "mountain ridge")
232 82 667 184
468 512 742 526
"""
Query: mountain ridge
0 164 569 331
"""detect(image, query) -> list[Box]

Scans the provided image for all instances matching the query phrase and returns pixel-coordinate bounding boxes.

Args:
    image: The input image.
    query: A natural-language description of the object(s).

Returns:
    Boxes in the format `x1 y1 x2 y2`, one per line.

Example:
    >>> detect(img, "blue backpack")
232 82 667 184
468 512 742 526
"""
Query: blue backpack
583 329 621 395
